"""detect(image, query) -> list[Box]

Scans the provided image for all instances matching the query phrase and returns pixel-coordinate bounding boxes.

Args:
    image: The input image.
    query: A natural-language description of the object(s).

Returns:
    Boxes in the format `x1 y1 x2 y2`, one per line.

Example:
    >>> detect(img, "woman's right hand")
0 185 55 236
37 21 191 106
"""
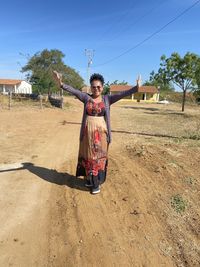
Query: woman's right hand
53 70 63 87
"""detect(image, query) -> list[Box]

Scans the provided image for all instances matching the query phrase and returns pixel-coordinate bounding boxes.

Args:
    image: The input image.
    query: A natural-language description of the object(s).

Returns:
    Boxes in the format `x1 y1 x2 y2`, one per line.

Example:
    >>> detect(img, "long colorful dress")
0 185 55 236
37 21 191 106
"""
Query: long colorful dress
76 98 108 187
61 82 138 188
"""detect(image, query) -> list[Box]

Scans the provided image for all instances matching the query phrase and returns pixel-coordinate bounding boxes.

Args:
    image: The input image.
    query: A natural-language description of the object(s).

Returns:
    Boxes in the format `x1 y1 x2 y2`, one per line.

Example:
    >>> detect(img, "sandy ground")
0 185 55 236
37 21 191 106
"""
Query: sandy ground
0 97 200 267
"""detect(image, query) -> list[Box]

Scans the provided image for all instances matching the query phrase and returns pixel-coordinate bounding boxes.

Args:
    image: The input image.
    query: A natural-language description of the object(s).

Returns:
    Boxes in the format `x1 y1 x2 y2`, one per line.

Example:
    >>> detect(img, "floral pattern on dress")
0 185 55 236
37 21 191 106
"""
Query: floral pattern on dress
86 99 105 116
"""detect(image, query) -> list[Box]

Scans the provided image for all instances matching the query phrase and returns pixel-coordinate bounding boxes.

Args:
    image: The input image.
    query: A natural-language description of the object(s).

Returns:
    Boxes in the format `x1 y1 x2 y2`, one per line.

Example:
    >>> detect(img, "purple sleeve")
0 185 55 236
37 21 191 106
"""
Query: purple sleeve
108 86 138 105
61 84 87 103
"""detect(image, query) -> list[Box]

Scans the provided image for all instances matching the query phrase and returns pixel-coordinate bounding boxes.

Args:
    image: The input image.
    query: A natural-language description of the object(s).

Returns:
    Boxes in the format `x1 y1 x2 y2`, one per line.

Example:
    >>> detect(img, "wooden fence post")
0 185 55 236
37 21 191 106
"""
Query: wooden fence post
9 90 12 110
38 94 43 109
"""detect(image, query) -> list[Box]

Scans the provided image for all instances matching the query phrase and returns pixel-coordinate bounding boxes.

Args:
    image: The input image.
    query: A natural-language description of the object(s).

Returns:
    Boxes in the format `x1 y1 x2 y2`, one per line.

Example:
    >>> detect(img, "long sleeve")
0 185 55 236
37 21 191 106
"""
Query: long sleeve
108 86 138 105
61 83 88 103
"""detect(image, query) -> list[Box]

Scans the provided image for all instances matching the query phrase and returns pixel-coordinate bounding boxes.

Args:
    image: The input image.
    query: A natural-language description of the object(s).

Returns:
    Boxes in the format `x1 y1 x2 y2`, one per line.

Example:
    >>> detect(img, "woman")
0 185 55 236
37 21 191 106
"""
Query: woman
53 71 138 194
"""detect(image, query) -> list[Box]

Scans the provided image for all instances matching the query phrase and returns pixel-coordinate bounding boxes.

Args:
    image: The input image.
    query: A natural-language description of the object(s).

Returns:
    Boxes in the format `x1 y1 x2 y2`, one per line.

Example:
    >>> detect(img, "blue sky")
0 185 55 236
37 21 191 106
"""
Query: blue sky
0 0 200 85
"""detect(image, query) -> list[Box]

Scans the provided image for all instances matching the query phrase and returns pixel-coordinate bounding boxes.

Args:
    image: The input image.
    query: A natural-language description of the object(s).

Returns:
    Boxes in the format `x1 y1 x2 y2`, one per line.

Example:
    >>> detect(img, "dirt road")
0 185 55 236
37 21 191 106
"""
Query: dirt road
0 98 200 267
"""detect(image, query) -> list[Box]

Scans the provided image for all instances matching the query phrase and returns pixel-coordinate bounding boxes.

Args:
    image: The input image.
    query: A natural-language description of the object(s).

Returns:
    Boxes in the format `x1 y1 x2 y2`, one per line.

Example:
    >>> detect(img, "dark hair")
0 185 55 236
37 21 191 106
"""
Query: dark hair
90 73 104 85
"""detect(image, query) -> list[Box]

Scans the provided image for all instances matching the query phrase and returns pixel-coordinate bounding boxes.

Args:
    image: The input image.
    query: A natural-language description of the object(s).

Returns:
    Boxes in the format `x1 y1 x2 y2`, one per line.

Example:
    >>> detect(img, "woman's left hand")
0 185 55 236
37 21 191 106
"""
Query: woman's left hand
52 70 63 87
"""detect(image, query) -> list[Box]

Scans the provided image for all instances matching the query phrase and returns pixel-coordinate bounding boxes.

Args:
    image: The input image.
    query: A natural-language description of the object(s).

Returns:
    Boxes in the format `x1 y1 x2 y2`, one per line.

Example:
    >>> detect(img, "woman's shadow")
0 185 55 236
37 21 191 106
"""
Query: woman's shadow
0 162 88 192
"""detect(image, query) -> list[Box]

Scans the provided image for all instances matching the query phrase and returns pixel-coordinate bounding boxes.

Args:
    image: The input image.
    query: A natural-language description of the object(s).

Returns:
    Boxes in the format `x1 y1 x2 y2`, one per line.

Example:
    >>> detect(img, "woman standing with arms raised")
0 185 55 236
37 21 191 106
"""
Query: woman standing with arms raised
53 71 138 194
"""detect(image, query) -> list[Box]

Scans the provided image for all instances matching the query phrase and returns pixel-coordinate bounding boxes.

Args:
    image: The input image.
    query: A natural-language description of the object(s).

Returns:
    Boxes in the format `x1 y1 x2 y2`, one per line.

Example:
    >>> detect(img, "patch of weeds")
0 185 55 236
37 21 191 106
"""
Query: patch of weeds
173 137 184 144
185 133 200 140
183 121 200 140
171 194 187 213
183 176 197 186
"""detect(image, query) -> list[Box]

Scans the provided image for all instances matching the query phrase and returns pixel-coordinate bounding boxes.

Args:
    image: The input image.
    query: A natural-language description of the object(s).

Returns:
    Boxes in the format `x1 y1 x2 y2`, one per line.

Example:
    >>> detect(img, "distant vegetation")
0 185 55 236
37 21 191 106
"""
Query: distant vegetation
145 52 200 111
21 49 84 95
20 49 200 111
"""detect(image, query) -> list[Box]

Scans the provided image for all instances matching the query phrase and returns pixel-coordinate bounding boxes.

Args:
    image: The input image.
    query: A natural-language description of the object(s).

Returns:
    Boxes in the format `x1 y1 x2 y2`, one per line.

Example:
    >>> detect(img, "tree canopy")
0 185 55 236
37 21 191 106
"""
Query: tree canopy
21 49 84 94
194 59 200 97
144 70 174 91
147 52 200 111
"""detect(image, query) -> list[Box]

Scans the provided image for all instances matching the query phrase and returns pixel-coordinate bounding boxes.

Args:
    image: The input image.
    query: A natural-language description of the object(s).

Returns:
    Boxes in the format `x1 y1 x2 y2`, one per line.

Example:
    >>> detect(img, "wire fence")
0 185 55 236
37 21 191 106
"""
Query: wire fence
0 92 64 110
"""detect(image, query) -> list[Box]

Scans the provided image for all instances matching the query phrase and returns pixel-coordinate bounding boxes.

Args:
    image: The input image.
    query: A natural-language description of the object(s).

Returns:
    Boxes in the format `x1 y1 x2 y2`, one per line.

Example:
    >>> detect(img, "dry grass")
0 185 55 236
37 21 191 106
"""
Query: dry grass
114 100 200 141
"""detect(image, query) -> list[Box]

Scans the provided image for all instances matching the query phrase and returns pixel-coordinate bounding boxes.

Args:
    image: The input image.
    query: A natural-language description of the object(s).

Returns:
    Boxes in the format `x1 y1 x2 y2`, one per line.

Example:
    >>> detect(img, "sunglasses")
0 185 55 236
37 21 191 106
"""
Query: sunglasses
91 85 102 89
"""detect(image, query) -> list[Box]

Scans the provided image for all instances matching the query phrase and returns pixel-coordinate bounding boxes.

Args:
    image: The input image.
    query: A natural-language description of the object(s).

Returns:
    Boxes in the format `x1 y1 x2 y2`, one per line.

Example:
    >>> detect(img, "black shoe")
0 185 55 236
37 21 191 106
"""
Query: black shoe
85 179 93 187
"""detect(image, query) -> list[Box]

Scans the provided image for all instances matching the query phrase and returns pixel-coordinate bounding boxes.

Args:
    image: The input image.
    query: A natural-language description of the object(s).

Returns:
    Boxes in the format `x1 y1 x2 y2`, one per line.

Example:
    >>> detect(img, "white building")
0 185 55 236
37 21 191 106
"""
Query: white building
0 79 32 94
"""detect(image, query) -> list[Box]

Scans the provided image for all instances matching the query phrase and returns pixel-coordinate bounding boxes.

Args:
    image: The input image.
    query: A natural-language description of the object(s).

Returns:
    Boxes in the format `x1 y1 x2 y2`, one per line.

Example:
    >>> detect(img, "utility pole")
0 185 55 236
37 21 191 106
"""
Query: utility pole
85 49 94 92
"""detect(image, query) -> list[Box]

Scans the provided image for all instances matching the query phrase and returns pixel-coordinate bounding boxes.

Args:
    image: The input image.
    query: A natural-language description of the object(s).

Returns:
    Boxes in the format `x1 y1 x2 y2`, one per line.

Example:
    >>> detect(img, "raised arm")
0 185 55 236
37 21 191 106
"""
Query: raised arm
108 85 138 105
53 70 87 103
61 83 87 103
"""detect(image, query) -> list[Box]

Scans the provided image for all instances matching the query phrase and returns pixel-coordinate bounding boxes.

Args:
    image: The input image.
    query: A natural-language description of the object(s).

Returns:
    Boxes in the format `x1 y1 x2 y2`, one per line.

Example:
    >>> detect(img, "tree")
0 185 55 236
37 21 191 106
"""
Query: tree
111 80 128 85
193 60 200 99
103 80 128 95
103 82 110 95
144 70 174 91
21 49 84 94
156 52 200 111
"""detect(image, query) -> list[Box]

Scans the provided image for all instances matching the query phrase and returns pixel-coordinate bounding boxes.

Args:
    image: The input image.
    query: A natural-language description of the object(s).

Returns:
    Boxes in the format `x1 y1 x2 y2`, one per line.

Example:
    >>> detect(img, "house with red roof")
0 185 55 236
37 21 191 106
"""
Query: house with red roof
0 79 32 95
110 76 160 102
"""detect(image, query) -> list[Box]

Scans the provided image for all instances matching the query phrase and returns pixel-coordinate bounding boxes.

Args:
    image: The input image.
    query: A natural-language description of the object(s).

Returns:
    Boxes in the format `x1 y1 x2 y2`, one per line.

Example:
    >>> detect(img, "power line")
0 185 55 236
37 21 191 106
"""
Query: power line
93 0 200 68
93 0 166 49
97 0 136 42
104 0 167 44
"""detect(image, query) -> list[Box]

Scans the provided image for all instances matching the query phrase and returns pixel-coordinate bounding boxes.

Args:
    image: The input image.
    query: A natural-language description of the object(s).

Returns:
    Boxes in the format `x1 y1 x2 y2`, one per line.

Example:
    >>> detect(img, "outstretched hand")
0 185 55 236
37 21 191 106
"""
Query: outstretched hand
52 70 63 87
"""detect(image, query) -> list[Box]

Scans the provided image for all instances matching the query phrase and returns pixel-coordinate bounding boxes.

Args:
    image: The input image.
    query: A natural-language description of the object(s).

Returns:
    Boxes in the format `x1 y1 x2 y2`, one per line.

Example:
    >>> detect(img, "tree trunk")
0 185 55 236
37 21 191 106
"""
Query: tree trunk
182 89 186 112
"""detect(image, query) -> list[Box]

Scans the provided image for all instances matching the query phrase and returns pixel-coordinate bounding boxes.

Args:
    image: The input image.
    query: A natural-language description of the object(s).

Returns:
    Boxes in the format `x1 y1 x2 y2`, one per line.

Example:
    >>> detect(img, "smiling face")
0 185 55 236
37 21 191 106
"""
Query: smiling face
90 80 103 98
